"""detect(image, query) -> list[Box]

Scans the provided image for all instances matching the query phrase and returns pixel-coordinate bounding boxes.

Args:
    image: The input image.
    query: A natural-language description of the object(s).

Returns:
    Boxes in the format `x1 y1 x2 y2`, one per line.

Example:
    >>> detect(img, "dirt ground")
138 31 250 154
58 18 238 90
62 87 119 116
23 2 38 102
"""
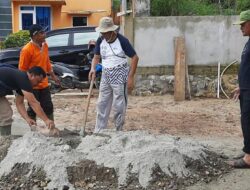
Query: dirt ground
51 89 249 190
53 89 241 138
2 89 250 190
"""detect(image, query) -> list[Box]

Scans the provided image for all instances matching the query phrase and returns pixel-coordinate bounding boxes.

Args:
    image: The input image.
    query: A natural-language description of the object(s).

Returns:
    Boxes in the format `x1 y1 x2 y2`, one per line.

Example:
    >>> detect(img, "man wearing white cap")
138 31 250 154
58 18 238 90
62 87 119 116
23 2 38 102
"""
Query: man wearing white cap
89 17 139 133
231 10 250 168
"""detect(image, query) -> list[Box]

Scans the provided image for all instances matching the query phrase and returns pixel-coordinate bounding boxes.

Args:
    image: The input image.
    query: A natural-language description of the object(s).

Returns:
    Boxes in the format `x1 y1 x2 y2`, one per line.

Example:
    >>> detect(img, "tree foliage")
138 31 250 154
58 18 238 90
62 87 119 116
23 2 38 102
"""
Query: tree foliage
2 30 30 49
237 0 250 10
112 0 120 11
151 0 250 16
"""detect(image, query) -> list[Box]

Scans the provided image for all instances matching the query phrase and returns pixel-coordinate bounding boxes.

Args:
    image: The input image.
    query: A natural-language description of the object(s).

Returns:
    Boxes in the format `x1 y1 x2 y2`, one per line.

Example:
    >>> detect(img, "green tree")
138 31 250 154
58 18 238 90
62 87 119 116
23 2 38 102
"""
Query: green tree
179 0 218 15
236 0 250 11
150 0 250 16
112 0 120 11
151 0 219 16
151 0 180 16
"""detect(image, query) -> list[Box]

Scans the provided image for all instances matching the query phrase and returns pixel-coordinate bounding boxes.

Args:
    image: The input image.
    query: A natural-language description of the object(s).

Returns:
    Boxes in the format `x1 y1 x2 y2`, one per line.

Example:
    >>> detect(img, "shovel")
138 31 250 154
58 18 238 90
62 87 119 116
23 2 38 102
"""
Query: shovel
80 79 94 136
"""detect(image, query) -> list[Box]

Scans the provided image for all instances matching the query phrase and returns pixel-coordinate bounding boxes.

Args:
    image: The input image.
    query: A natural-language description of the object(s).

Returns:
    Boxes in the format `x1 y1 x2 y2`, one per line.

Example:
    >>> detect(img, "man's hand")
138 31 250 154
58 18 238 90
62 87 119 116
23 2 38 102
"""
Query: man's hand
127 75 135 94
49 70 60 86
45 119 55 129
33 125 60 137
21 91 55 129
232 87 240 101
26 118 36 127
127 54 138 94
49 127 60 136
52 74 60 86
88 69 96 81
89 54 100 81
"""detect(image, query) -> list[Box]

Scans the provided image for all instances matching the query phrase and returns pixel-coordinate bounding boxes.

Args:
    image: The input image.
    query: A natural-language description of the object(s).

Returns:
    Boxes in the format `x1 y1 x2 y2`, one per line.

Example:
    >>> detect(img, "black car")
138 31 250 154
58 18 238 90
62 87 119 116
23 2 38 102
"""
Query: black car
0 26 99 67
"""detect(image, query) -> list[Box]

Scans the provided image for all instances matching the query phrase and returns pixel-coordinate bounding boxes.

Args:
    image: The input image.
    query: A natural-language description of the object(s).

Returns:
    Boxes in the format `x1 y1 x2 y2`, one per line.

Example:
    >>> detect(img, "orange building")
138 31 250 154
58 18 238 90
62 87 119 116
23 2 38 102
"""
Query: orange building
11 0 112 32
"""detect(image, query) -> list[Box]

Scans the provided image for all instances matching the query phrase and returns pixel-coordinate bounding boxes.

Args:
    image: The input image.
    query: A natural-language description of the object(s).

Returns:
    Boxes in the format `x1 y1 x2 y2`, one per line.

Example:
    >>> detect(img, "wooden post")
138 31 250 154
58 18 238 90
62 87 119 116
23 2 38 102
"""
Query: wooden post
185 58 191 100
120 0 127 35
174 37 186 101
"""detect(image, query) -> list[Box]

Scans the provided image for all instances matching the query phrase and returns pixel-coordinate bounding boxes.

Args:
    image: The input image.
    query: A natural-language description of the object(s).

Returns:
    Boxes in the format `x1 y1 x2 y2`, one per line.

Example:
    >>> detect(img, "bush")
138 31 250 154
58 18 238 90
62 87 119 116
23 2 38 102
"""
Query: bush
0 41 4 50
2 30 30 49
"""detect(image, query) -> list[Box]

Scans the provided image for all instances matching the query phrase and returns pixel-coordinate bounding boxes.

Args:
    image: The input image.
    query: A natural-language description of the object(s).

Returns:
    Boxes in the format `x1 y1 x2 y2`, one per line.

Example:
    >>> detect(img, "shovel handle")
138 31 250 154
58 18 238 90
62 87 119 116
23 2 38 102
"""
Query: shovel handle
81 79 94 135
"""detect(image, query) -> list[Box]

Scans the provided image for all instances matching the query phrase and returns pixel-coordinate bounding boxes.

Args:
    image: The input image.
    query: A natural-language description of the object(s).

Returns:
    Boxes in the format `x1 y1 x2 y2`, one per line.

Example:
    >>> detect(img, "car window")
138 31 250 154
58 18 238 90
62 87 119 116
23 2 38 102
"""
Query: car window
46 33 69 47
73 32 99 46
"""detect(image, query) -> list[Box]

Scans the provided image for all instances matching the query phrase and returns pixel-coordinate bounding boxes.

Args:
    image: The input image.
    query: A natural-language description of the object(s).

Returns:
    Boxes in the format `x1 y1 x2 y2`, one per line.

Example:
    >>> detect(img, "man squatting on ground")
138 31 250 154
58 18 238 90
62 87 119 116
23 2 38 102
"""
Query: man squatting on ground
89 17 139 133
19 24 60 121
0 66 55 136
231 10 250 168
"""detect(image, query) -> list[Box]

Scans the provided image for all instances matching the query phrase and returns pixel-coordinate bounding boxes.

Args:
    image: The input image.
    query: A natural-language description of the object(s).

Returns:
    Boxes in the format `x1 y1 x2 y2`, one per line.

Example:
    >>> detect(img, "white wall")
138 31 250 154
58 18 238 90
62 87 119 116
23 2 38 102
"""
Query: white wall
134 16 247 66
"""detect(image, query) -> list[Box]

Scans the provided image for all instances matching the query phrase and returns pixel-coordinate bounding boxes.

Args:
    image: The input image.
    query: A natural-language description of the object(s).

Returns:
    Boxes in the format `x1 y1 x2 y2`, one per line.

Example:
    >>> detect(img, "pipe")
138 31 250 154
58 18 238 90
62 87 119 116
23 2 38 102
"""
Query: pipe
217 62 221 98
219 60 238 99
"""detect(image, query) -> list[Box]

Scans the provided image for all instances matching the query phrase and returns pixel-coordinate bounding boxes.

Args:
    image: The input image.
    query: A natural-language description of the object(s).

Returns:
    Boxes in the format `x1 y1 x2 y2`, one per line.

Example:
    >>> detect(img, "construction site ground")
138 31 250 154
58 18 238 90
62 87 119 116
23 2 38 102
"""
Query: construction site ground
1 89 250 190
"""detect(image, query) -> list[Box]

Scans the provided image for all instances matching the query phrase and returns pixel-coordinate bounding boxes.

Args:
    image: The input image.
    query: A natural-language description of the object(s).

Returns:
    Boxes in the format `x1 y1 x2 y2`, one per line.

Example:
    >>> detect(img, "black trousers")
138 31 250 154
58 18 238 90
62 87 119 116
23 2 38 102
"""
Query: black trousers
240 89 250 154
28 87 54 120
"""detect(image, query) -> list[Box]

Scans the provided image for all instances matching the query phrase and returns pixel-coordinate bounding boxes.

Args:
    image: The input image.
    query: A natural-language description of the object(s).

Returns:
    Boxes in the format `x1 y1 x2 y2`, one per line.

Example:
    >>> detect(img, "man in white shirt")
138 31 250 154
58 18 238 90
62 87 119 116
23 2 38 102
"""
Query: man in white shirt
89 17 139 133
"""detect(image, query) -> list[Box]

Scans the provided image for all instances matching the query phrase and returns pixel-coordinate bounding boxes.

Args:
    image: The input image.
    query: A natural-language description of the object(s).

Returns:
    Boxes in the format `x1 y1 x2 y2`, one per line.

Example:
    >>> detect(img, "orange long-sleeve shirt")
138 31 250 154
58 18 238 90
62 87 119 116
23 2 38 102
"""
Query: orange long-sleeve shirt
19 41 52 89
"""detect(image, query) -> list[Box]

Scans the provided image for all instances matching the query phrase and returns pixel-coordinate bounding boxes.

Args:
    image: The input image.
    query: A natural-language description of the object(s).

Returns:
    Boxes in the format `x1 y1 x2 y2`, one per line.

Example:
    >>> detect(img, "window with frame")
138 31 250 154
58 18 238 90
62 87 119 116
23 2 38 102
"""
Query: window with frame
20 6 51 31
73 17 87 27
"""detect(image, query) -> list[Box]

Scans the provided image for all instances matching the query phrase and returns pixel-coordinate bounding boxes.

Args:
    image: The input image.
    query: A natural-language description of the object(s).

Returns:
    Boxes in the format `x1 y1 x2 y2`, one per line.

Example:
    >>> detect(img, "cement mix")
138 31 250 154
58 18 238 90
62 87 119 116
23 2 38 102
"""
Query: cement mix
0 130 228 189
78 130 208 187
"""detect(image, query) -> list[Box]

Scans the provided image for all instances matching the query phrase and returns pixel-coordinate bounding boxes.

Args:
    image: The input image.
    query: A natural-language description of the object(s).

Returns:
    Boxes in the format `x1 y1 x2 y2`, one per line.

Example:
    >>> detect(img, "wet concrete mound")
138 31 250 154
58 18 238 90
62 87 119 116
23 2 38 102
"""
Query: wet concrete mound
0 131 231 189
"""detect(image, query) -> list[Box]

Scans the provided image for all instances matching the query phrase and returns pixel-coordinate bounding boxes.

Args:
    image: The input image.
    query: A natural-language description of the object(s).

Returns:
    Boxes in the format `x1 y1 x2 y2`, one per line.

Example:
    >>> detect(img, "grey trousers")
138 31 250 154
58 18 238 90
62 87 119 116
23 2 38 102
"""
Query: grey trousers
0 96 13 135
94 82 127 133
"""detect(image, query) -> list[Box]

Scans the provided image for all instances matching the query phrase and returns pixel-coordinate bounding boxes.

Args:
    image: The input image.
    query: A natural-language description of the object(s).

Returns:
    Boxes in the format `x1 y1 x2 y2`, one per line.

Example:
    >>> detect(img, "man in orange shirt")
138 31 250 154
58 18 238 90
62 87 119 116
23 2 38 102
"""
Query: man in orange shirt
19 24 60 121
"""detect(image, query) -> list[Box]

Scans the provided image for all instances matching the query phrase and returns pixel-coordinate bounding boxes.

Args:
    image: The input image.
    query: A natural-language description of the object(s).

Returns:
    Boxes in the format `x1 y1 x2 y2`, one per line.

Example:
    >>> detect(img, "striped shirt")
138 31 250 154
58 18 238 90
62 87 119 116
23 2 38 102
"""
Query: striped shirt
95 33 136 84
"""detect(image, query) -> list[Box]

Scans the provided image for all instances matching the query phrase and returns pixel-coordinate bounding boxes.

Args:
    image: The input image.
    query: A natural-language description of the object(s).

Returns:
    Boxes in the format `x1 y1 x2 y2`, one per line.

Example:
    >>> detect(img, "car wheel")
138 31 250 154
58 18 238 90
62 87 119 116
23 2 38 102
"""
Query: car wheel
50 83 62 94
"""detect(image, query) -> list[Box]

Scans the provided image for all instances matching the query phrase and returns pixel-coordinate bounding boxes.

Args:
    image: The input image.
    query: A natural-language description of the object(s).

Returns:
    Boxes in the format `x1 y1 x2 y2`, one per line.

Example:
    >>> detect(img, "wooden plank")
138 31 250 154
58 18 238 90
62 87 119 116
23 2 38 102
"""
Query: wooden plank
174 37 186 101
185 59 191 100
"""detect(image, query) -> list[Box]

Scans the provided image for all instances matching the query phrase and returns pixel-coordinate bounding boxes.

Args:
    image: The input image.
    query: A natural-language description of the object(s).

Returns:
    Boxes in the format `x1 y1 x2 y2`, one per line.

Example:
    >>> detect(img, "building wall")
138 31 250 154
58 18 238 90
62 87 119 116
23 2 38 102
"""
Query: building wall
133 16 245 66
0 0 12 40
127 16 244 97
61 0 111 27
12 2 63 32
11 0 111 33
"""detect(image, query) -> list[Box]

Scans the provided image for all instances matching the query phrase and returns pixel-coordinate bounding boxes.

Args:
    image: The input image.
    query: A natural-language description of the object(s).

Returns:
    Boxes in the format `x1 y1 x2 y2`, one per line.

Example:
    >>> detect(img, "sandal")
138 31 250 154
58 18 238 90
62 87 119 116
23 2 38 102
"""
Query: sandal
233 152 245 159
228 158 250 169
